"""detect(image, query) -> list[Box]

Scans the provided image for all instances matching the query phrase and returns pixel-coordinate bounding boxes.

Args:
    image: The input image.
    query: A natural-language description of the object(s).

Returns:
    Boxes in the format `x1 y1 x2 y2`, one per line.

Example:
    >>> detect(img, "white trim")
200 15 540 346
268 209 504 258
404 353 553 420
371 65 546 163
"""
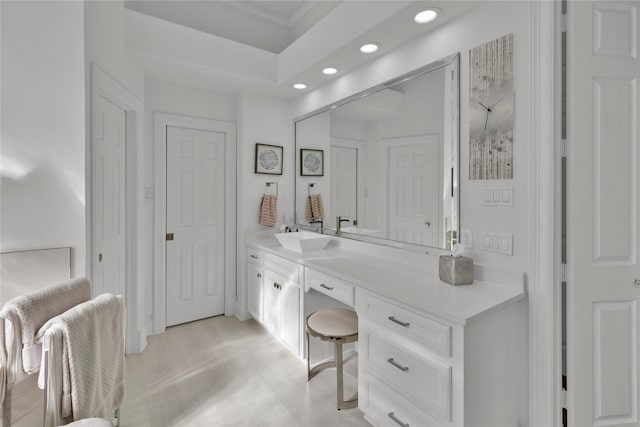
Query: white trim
529 2 561 426
153 112 237 335
90 64 146 354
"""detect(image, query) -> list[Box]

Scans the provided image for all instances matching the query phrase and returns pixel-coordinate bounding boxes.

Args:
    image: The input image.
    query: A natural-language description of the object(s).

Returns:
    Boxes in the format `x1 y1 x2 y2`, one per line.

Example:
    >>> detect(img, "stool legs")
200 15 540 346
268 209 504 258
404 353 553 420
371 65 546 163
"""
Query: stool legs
307 335 357 410
307 330 336 380
334 340 357 410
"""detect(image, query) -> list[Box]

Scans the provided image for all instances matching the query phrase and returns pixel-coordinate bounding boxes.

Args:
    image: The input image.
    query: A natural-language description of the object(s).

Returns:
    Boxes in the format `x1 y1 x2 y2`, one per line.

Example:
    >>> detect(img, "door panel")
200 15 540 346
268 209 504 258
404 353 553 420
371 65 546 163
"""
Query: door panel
93 94 126 298
166 126 225 326
567 2 640 426
388 137 439 246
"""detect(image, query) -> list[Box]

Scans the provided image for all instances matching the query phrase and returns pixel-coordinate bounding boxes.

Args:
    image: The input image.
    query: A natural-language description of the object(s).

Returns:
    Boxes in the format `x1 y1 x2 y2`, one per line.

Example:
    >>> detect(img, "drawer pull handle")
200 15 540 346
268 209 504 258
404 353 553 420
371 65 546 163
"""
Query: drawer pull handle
320 283 334 291
387 358 409 372
387 412 409 427
388 316 410 328
250 255 259 259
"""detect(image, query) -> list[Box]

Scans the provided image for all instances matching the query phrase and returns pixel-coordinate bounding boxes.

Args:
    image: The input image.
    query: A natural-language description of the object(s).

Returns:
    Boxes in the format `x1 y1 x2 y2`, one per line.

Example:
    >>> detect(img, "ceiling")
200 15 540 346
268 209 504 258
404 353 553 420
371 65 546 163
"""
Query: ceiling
123 0 477 98
125 0 342 53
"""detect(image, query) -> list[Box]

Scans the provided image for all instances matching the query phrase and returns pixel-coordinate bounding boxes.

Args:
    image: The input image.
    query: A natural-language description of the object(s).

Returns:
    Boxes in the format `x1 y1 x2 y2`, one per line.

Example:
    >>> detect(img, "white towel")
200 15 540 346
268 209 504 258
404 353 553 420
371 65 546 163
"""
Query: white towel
37 293 125 422
0 277 91 401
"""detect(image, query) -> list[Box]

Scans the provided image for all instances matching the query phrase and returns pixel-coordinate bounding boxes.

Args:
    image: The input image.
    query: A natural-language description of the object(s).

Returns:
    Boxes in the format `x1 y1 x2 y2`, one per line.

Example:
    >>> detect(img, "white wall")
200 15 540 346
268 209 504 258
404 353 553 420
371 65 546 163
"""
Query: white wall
85 1 145 101
144 79 236 331
292 1 532 274
0 1 86 277
236 93 292 319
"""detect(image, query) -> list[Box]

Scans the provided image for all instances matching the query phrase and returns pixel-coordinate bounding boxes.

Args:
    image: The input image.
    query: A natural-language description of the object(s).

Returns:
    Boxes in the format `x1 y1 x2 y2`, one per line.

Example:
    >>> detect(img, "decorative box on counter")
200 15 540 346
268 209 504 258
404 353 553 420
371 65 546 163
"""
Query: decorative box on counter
439 244 474 286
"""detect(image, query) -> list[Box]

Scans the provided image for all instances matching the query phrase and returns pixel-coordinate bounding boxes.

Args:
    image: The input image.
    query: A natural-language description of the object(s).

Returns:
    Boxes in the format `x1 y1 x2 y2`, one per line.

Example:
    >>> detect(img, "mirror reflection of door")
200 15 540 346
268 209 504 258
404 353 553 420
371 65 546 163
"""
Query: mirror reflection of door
330 145 357 223
387 136 439 246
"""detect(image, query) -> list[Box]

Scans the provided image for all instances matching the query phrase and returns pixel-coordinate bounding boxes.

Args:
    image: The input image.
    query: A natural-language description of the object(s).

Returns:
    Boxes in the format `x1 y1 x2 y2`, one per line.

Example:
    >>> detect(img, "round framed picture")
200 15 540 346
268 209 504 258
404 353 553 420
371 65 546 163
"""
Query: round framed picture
255 143 283 175
300 149 324 176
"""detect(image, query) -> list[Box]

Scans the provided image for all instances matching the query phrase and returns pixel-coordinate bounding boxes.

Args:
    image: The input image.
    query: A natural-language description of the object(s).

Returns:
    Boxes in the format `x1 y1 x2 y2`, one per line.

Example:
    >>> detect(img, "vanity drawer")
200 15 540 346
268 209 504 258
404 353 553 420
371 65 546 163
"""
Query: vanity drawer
264 253 300 283
361 374 442 427
305 268 355 307
358 291 452 357
360 326 452 422
247 248 263 265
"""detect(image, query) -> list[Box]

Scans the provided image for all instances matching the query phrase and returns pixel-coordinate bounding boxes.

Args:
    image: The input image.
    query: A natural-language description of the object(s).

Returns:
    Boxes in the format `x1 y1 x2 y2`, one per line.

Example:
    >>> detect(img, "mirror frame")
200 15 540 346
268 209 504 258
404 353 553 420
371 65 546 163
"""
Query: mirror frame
294 53 460 255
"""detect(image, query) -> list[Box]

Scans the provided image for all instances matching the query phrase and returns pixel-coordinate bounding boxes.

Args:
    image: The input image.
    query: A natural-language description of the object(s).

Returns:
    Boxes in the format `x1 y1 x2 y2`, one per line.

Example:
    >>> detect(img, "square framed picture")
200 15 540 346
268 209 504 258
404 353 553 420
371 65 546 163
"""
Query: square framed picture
300 149 324 176
255 143 283 175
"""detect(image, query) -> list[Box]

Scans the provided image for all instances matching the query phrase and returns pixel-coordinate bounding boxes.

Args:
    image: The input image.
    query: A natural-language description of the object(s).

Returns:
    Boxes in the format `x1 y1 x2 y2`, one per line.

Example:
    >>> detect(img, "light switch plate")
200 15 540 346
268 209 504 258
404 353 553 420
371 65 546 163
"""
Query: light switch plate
481 185 514 207
479 231 513 255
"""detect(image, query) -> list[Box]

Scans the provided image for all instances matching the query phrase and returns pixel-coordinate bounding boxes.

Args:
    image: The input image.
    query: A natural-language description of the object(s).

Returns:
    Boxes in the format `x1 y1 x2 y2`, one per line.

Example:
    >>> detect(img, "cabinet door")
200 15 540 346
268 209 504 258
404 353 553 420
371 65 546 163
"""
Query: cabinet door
262 270 281 336
247 263 263 323
279 280 300 356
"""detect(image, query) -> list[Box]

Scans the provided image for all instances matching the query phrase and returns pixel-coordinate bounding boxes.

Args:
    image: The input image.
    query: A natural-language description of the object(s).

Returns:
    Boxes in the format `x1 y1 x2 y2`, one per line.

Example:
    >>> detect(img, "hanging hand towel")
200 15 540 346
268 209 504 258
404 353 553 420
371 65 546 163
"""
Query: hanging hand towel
259 194 277 227
305 194 325 222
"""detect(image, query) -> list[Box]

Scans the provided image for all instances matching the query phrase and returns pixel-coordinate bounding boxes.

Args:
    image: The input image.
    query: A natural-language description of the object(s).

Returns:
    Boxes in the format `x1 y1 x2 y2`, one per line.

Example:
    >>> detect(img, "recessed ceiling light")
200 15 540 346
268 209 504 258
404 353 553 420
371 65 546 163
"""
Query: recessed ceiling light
323 67 338 75
360 43 380 54
414 9 439 24
293 83 307 90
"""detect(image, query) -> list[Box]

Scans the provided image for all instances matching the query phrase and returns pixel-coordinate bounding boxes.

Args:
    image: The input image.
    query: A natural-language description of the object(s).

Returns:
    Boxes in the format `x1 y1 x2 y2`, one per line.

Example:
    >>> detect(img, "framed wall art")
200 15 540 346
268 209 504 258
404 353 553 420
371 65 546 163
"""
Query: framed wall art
255 143 283 175
469 33 515 180
300 149 324 176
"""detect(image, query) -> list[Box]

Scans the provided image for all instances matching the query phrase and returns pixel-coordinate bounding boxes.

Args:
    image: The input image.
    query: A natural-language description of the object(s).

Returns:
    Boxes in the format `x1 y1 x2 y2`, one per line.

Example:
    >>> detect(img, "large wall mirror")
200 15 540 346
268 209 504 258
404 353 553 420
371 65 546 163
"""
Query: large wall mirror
295 53 460 252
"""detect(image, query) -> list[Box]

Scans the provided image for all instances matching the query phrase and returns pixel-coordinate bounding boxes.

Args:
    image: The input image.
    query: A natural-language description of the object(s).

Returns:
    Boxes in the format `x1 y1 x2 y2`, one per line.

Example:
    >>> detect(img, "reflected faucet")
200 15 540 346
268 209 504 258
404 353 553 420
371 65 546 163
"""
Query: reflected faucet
336 216 351 236
309 218 323 234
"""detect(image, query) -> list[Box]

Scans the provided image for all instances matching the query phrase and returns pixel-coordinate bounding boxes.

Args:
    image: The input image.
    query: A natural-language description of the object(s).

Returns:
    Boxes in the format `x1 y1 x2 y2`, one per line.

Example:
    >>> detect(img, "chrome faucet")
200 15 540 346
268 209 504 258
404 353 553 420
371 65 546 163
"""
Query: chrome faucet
336 216 351 236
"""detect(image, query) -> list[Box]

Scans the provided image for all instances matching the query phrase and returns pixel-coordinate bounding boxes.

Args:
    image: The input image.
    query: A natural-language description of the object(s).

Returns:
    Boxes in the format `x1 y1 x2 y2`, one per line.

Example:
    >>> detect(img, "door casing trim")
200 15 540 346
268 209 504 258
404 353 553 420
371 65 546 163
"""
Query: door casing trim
90 64 146 353
153 112 237 334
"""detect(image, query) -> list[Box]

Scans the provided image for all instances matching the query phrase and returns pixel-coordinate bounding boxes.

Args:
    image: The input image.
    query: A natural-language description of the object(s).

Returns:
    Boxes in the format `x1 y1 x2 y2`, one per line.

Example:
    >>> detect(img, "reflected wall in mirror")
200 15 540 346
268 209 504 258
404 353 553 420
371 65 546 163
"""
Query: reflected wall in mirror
295 54 459 251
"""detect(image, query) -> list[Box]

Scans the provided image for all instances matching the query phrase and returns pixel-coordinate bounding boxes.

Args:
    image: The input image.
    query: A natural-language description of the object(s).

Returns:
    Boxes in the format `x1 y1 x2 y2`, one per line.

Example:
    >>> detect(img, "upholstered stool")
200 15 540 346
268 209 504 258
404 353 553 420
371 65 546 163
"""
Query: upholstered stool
306 308 358 410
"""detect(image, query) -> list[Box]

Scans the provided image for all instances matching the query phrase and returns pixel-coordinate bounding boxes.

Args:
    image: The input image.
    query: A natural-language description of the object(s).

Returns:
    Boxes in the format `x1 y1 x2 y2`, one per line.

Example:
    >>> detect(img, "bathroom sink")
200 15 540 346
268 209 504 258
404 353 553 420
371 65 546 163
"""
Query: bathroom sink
275 231 332 252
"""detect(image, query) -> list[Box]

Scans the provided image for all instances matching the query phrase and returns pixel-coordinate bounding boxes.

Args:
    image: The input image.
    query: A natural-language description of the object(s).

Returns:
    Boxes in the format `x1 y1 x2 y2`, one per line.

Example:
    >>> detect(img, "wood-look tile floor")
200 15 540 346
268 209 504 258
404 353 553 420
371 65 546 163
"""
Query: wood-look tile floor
6 315 370 427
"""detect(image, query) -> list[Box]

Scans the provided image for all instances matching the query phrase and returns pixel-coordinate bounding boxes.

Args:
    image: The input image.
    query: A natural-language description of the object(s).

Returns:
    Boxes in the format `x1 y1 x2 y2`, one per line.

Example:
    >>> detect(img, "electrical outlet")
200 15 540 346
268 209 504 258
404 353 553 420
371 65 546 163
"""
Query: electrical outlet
461 229 473 248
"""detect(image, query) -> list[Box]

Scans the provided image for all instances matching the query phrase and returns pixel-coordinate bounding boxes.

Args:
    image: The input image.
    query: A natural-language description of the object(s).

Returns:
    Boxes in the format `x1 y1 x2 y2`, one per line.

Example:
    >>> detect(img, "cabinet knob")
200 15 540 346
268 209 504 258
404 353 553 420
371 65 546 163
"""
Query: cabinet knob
634 278 640 286
257 273 262 279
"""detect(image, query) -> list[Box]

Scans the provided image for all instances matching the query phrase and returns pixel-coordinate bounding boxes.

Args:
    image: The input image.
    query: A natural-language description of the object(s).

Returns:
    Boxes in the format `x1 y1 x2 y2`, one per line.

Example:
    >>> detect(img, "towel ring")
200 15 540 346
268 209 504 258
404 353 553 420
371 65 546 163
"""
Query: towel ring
266 182 278 197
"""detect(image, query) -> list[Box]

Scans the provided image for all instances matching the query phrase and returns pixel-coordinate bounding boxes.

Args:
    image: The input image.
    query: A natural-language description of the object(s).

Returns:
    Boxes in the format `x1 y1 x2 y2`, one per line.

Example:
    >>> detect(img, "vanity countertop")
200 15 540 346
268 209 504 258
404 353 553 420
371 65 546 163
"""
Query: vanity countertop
247 234 526 326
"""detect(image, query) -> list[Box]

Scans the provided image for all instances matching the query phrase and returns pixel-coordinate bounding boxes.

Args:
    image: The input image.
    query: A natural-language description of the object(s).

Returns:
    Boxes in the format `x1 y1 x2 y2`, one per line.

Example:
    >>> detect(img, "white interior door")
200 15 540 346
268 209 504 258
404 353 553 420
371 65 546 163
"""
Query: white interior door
567 2 640 426
93 94 126 298
387 138 439 246
330 145 358 223
166 126 225 326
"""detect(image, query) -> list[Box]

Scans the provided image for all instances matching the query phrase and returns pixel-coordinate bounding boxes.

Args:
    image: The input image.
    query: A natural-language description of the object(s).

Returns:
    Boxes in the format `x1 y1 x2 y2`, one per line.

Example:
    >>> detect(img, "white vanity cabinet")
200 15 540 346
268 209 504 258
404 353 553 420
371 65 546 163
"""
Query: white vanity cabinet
246 236 526 426
357 289 525 427
246 248 302 357
246 248 263 323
